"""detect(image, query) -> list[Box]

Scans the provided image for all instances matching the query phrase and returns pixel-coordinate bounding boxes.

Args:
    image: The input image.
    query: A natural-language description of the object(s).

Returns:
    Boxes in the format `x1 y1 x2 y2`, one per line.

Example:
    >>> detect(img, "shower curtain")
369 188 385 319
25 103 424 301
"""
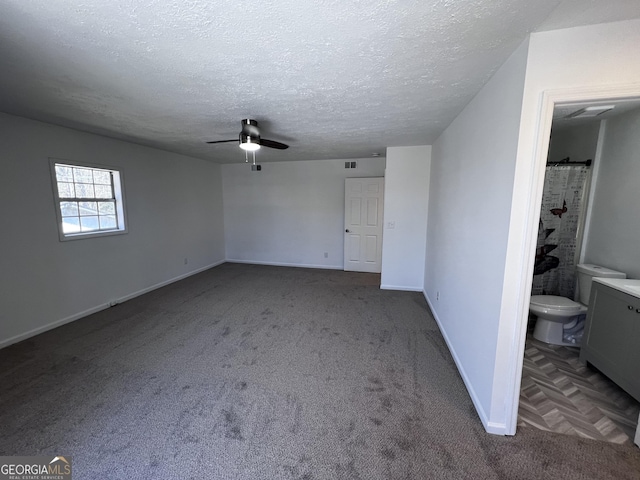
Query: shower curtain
532 164 590 299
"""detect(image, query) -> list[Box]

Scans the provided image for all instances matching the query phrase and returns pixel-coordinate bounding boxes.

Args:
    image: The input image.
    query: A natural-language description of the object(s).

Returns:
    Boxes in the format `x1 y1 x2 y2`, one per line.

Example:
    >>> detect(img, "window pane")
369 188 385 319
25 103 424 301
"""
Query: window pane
73 168 93 183
62 217 81 233
55 165 74 182
94 184 113 198
53 162 126 238
75 183 95 198
57 182 75 198
99 215 117 229
93 170 111 185
60 201 79 216
78 201 97 216
80 216 99 232
98 201 115 215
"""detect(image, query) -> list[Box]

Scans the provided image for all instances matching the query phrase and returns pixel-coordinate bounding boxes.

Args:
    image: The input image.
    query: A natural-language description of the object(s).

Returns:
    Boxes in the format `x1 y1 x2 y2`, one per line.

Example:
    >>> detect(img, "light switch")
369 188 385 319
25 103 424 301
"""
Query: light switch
387 221 395 229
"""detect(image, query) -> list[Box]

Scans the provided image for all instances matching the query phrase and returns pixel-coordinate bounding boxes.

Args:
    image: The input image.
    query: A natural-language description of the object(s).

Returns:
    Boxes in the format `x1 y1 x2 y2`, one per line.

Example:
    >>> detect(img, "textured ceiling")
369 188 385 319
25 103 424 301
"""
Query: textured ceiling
1 1 639 163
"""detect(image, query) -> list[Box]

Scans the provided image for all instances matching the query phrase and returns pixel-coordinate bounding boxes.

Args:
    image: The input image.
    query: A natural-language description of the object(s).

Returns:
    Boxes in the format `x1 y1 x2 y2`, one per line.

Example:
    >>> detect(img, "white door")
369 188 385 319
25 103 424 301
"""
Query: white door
344 177 384 273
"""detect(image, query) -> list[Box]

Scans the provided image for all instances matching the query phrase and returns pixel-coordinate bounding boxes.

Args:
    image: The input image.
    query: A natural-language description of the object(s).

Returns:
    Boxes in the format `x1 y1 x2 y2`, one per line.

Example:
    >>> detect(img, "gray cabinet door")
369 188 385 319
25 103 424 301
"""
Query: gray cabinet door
628 308 640 393
582 283 640 401
586 287 635 370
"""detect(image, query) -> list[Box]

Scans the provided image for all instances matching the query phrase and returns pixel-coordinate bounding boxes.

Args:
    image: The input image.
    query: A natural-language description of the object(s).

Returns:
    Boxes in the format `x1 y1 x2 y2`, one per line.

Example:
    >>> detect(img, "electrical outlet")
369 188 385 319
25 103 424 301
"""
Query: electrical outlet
184 258 188 265
436 291 440 301
324 252 328 258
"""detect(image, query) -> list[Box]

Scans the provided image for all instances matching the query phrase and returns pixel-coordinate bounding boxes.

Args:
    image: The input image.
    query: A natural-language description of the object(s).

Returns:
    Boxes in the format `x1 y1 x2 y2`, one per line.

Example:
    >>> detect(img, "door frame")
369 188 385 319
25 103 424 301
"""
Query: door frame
504 84 640 434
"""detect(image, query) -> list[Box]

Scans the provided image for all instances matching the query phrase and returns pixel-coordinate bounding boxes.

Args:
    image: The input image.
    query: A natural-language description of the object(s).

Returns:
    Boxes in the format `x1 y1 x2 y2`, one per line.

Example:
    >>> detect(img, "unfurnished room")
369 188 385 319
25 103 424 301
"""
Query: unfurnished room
1 1 640 479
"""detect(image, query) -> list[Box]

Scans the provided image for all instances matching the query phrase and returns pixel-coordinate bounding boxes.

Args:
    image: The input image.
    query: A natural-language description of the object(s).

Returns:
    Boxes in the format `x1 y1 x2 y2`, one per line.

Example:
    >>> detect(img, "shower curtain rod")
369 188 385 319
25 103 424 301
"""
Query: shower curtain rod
546 157 592 167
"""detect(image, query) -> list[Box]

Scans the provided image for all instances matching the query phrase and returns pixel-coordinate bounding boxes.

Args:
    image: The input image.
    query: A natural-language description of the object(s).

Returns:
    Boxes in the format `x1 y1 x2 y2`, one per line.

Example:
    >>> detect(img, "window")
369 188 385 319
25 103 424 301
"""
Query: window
50 160 127 240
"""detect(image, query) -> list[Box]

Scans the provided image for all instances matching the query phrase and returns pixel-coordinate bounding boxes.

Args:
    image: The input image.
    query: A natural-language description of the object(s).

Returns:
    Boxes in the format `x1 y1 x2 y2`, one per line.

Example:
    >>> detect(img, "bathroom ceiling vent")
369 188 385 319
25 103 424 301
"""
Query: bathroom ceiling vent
565 105 615 119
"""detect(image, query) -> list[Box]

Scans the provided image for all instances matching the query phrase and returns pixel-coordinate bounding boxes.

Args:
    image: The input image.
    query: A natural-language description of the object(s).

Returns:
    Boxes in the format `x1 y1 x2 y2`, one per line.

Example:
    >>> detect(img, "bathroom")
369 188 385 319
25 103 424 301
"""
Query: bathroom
519 100 640 444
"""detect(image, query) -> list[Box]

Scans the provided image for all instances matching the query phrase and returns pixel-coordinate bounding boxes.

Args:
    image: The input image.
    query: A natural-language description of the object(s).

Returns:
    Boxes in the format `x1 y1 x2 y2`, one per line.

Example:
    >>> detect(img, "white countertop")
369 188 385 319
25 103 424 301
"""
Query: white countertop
594 278 640 299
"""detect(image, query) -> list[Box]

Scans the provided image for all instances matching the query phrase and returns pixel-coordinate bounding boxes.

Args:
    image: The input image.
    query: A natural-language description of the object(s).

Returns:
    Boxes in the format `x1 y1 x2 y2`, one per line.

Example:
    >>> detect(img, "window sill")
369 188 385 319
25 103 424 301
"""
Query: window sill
58 228 128 242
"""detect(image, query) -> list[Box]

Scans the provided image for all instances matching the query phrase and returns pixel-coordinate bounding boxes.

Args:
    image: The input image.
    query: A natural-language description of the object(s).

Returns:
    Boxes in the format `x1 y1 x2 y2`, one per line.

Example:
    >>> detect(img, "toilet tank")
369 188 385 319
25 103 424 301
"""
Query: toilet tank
576 264 626 305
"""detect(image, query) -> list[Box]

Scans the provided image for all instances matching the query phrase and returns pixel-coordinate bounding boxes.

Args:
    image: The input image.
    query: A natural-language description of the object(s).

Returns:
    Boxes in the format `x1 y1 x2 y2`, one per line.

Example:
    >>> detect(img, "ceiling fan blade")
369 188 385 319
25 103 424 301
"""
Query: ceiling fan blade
206 139 236 144
260 138 289 150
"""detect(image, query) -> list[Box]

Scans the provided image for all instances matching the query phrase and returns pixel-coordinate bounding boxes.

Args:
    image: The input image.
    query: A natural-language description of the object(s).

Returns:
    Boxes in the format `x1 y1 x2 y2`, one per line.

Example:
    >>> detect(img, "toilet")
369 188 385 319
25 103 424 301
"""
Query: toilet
530 264 626 346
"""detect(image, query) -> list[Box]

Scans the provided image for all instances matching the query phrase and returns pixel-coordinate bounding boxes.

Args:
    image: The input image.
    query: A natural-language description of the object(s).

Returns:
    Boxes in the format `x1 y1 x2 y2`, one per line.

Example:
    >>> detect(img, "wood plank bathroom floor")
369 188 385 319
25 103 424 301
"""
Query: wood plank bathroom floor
518 335 640 445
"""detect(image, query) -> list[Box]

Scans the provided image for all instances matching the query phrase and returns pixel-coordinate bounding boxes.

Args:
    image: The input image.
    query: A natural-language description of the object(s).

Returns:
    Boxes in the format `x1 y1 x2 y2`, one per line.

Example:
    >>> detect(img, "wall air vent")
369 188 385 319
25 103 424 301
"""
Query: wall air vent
565 105 615 119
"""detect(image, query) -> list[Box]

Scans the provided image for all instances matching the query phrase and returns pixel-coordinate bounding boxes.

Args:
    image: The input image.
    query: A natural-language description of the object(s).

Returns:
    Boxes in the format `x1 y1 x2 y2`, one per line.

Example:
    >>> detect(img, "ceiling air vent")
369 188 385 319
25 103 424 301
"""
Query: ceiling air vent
565 105 615 118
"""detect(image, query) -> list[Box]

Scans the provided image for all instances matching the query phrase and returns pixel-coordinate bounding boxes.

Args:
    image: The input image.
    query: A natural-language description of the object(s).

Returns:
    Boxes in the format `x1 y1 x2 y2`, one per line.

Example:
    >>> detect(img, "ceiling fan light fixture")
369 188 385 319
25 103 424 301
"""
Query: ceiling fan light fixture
207 119 288 155
239 132 261 151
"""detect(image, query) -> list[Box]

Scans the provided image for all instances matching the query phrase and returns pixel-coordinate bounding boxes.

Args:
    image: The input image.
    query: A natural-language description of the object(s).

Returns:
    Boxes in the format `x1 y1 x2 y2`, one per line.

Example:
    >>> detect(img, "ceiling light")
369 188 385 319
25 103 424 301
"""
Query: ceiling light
239 132 261 151
566 105 615 118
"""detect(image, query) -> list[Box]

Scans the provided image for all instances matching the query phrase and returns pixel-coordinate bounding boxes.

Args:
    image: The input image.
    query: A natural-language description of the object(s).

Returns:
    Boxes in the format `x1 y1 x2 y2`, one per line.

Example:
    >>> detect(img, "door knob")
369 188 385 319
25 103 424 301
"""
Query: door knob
345 229 350 233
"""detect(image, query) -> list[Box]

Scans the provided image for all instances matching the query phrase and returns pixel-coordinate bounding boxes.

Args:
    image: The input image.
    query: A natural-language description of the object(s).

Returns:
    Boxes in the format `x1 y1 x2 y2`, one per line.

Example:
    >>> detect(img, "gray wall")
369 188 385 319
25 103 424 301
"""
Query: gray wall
424 40 530 430
381 146 430 291
584 108 640 278
0 113 225 347
222 158 386 269
548 123 600 163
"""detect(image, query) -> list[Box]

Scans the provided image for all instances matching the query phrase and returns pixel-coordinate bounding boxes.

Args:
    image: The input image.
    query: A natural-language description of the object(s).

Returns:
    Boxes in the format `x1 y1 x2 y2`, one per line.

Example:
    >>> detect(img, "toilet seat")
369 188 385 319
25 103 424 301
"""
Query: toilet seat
530 295 586 315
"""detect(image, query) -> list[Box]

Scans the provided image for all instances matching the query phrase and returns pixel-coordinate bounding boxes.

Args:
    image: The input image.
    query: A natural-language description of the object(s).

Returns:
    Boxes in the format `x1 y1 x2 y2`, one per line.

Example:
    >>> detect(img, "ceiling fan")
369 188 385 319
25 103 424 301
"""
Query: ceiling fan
206 119 289 151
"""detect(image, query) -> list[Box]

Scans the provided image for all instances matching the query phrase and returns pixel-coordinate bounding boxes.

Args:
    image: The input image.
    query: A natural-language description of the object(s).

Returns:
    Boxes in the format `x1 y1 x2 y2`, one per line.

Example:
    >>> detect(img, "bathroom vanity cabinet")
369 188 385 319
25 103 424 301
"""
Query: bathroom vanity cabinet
580 281 640 402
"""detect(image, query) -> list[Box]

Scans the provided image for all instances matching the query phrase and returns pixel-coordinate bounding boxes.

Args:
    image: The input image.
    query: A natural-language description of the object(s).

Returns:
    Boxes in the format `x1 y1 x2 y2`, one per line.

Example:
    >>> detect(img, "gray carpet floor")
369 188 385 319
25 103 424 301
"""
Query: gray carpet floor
1 263 639 479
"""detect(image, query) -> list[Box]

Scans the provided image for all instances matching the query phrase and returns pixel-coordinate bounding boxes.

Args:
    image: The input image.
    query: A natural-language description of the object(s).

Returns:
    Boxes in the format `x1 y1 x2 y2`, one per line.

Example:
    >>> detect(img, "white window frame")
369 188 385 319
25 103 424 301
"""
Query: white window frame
49 158 128 241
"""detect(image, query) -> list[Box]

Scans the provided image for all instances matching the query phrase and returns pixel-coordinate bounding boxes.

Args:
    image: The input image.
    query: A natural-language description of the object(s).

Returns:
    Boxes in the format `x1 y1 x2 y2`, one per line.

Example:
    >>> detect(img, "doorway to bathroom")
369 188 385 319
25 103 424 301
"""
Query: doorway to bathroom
518 98 640 444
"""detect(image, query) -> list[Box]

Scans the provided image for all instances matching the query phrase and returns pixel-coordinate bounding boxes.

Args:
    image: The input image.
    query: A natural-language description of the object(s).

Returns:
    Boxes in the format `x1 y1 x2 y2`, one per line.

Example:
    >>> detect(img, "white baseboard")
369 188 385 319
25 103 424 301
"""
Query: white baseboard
423 289 508 436
0 260 226 350
0 303 112 351
485 421 508 435
380 284 423 292
115 259 225 305
226 259 343 270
